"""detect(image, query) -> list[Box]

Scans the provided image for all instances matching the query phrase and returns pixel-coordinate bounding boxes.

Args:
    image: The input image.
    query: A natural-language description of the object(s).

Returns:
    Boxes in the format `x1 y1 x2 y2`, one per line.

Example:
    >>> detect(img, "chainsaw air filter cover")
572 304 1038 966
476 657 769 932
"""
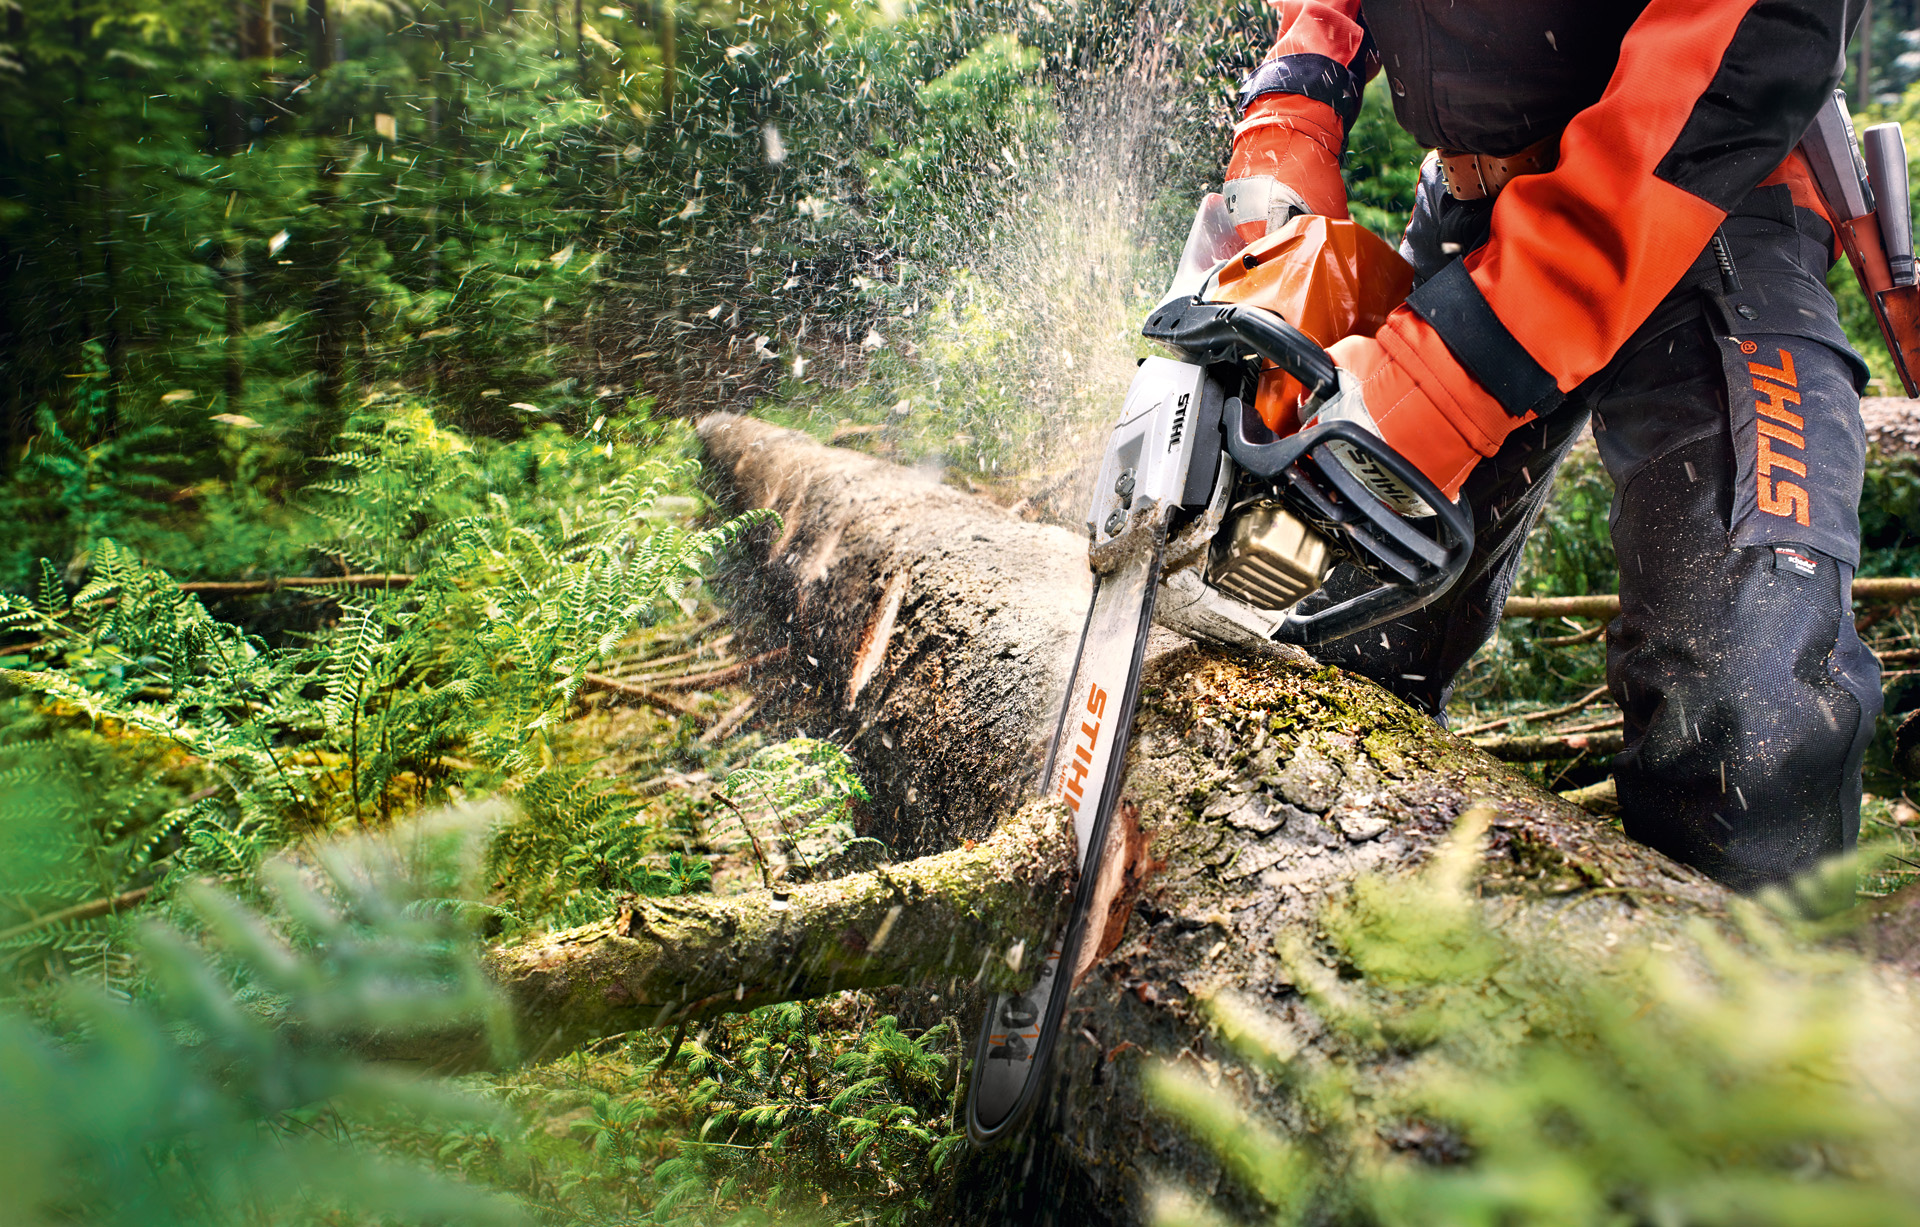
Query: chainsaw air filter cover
1207 499 1332 610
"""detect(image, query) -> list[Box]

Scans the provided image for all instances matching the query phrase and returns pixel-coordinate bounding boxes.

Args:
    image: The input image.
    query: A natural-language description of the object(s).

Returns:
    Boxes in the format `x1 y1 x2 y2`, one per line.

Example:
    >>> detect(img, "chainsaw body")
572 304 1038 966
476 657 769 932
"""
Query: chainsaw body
1117 198 1473 648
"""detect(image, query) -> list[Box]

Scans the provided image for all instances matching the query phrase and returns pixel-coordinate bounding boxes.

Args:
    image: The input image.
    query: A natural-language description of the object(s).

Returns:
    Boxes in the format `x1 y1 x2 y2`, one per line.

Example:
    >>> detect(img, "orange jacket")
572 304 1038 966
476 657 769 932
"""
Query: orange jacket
1238 0 1856 498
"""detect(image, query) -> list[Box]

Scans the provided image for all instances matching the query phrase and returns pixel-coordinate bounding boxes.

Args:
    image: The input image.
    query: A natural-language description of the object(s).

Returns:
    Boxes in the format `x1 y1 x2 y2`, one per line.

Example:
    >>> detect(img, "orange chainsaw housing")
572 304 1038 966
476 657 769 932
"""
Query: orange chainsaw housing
1206 214 1415 435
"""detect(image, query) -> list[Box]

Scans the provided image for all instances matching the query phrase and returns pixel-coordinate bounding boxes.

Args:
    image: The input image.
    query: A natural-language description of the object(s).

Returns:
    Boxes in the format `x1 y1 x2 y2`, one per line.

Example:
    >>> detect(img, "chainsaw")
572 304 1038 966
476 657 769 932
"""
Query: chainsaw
965 197 1473 1143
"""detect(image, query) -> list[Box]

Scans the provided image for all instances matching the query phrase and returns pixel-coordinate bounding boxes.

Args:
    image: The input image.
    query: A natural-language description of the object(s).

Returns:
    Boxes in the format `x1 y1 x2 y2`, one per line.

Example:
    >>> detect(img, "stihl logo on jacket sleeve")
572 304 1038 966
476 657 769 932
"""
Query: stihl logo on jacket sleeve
1749 347 1812 528
1059 682 1108 814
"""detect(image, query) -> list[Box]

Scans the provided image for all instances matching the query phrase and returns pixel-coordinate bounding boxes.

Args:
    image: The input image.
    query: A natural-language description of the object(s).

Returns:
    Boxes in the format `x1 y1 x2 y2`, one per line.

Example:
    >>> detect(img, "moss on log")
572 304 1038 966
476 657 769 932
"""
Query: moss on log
483 800 1076 1064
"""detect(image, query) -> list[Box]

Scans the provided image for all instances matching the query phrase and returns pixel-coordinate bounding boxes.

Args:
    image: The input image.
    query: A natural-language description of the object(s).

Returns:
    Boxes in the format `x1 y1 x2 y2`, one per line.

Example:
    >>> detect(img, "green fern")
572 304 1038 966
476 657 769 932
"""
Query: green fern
712 738 879 884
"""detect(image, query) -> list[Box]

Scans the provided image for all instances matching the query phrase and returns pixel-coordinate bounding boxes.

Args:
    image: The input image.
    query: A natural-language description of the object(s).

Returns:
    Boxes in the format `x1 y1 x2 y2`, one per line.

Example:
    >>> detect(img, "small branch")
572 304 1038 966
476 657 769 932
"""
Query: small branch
1536 621 1608 648
577 672 706 718
1501 595 1620 620
649 648 789 690
1549 714 1625 737
1472 729 1626 762
0 885 155 944
699 696 758 745
608 634 736 677
1503 577 1920 622
179 574 416 596
1456 684 1611 738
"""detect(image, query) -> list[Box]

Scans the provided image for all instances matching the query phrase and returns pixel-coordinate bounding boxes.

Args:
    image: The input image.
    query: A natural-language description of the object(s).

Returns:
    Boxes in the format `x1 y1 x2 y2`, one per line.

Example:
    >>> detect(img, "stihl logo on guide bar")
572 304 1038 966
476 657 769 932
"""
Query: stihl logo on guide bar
1748 347 1812 528
1059 682 1108 814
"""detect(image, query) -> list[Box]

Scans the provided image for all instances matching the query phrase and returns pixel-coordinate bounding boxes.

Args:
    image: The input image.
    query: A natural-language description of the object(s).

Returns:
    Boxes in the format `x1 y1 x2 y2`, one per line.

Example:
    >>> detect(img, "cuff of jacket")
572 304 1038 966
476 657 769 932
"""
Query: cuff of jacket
1372 306 1536 463
1237 53 1364 133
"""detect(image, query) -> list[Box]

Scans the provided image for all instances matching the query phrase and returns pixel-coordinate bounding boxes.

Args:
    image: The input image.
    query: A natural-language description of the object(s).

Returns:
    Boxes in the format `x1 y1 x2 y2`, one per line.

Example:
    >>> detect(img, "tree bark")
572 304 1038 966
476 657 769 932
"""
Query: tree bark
483 801 1076 1066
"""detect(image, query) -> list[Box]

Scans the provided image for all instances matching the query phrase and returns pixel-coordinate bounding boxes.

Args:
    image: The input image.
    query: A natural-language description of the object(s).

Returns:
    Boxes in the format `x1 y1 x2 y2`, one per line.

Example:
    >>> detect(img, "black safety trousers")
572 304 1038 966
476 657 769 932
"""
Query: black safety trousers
1307 167 1883 892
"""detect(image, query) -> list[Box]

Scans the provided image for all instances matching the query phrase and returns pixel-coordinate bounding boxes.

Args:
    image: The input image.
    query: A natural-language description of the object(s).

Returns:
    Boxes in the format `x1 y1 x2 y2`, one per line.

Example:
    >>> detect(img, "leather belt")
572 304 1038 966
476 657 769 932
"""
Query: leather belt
1439 133 1560 202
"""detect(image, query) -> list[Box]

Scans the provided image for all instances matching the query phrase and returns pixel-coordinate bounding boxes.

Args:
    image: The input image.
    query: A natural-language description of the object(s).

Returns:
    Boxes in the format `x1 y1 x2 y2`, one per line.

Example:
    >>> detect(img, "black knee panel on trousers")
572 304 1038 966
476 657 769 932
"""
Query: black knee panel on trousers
1606 404 1880 892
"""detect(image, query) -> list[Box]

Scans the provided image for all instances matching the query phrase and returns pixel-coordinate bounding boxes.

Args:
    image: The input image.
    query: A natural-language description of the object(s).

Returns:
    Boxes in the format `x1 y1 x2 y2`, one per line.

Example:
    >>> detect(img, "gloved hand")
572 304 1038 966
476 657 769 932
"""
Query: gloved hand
1224 91 1350 246
1301 321 1532 510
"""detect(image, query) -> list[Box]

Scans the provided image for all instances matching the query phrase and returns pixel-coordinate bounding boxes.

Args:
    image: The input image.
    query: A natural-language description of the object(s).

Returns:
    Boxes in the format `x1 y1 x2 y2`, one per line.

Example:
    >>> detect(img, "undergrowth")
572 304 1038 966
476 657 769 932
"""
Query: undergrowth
1151 810 1920 1227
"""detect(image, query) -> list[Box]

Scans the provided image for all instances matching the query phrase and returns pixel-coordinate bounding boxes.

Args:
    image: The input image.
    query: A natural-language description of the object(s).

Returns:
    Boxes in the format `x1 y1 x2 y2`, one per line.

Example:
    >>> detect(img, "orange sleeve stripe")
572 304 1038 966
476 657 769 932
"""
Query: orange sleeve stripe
1459 0 1761 392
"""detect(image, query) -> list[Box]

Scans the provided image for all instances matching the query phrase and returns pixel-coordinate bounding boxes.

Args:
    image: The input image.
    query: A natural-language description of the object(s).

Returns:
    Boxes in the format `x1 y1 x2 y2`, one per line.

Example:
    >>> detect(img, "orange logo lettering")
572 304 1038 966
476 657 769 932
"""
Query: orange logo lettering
1060 682 1108 812
1746 347 1811 528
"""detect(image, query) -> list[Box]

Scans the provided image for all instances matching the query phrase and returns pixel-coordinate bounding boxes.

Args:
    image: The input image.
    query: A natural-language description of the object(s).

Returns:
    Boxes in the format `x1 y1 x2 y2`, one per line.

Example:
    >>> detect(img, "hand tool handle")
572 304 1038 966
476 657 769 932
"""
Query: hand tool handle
1864 123 1916 288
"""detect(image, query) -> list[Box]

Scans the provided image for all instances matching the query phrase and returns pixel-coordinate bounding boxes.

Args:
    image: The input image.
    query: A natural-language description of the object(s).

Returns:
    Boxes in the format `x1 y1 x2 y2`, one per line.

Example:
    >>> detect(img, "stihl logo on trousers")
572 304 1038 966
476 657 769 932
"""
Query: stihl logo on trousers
1748 347 1812 528
1060 682 1108 814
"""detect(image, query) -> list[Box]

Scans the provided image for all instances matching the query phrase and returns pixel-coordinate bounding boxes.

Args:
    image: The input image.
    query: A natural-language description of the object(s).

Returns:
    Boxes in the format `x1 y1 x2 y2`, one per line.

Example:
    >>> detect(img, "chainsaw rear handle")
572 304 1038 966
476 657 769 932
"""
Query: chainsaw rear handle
1141 296 1340 404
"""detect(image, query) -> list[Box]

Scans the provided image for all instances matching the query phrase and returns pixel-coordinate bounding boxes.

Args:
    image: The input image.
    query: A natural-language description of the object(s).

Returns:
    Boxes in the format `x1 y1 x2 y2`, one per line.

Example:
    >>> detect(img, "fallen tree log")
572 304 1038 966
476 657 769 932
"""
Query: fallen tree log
689 415 1743 1221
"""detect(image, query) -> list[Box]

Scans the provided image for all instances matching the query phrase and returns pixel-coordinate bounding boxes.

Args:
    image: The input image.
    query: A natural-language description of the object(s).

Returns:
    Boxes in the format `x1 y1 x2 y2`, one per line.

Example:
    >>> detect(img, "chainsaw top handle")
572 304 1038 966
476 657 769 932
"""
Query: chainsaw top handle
1141 297 1340 405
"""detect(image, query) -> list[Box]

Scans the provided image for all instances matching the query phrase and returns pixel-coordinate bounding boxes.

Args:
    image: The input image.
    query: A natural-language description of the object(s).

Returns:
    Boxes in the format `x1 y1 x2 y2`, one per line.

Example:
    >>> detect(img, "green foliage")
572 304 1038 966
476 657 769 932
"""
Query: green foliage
1344 78 1426 244
0 409 762 969
712 737 878 883
0 809 528 1225
661 1003 965 1224
1150 813 1920 1227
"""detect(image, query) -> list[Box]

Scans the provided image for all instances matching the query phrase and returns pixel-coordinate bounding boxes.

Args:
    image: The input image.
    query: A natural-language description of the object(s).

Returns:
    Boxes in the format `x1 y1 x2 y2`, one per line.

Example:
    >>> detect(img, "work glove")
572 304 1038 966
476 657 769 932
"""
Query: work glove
1224 91 1350 246
1302 322 1526 513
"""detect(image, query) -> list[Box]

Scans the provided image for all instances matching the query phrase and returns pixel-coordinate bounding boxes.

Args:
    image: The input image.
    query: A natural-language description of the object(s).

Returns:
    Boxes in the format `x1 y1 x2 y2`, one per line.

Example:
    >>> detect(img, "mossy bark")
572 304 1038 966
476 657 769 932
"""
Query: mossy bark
482 800 1076 1064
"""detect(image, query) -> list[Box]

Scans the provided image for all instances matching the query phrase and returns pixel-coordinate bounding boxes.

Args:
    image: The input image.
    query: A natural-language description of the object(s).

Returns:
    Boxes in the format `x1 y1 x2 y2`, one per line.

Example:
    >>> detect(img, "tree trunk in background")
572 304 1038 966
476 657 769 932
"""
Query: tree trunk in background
574 0 587 92
306 0 330 73
307 0 347 418
657 0 674 122
256 0 276 63
1859 0 1875 109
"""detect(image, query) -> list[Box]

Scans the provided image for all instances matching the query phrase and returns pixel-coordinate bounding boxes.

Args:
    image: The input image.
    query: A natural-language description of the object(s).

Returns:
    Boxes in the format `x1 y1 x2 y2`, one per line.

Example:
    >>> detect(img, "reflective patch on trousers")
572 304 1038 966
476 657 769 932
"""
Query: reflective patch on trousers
1715 332 1865 567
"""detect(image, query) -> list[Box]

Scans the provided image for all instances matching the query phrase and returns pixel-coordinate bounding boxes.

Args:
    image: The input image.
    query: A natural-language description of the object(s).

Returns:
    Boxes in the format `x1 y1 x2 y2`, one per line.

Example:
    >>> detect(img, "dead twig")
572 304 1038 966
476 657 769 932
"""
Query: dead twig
1503 577 1920 622
1548 714 1626 737
650 648 789 690
1536 621 1608 648
0 885 155 944
1457 684 1611 737
578 672 706 718
699 696 759 745
609 634 736 678
1471 729 1626 762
